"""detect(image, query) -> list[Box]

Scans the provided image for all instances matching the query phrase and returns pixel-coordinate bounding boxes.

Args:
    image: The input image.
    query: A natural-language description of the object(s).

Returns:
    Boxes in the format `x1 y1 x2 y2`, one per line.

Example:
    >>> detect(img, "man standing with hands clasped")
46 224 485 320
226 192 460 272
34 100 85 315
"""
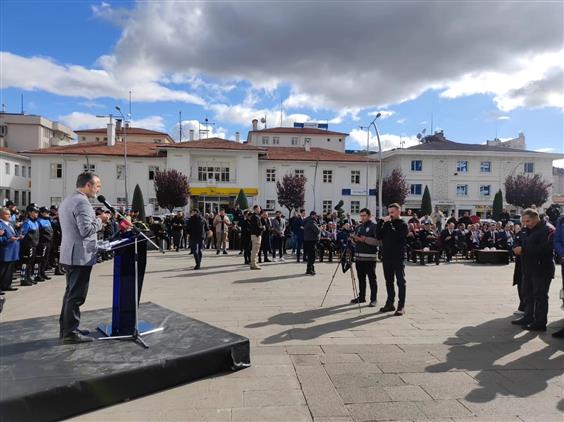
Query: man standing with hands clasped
350 208 379 307
377 203 409 316
59 173 109 344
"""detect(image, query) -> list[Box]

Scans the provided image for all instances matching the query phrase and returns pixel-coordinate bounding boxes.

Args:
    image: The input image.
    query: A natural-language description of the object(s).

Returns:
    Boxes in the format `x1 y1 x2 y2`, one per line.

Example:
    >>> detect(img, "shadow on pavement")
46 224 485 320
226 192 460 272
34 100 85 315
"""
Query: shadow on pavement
425 316 564 404
233 273 309 284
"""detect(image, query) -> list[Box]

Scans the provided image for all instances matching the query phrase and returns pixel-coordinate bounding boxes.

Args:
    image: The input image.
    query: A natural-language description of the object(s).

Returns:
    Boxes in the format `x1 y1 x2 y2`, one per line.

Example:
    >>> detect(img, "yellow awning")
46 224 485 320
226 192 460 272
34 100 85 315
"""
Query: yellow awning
190 187 259 196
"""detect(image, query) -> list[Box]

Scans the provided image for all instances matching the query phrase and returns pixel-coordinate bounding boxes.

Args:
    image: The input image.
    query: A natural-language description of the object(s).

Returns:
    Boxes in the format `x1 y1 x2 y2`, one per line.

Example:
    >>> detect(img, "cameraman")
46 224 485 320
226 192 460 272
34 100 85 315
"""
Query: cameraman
350 208 378 307
303 211 320 275
377 203 408 316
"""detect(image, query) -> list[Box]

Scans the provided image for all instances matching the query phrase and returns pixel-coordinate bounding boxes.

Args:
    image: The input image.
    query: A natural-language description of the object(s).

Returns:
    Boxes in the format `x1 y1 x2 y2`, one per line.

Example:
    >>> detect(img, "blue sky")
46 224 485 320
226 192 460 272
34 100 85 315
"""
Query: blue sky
1 1 562 159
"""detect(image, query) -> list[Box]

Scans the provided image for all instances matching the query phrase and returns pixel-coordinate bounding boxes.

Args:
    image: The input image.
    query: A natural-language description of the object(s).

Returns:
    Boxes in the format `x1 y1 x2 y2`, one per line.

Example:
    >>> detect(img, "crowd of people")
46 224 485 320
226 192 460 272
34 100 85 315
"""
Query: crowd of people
1 172 563 338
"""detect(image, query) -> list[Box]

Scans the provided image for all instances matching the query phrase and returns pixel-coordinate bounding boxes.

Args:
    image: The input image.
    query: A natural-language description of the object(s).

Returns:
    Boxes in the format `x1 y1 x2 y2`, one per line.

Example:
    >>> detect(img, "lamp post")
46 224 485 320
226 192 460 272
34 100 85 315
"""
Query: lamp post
115 106 129 206
365 113 383 218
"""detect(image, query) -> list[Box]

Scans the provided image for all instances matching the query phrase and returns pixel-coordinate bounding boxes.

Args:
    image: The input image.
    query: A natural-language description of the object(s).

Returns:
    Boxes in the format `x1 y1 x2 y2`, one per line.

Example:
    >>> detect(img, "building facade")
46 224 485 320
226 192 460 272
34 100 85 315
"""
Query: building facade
0 147 32 207
0 112 74 151
75 126 174 145
383 132 560 216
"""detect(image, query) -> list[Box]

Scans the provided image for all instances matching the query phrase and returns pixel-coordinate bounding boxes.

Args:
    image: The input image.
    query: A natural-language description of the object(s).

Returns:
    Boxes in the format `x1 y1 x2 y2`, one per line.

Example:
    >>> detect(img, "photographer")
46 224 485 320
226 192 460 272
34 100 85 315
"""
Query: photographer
377 203 408 316
350 208 378 307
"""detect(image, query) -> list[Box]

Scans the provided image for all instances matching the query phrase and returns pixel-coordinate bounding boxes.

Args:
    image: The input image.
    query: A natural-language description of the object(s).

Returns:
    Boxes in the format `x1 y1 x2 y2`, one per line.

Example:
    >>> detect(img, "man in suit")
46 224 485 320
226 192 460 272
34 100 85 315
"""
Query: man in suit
59 173 109 344
440 222 457 262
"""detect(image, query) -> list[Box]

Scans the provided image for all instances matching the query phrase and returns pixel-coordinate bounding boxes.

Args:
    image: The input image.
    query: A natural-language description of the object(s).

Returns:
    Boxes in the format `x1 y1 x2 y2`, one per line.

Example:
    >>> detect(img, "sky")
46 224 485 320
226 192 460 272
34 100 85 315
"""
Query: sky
1 1 563 163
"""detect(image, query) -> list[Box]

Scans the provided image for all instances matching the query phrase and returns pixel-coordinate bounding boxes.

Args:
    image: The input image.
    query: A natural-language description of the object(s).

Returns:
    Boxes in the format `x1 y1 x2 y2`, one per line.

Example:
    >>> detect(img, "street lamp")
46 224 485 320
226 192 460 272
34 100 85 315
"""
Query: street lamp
115 106 129 206
364 113 383 218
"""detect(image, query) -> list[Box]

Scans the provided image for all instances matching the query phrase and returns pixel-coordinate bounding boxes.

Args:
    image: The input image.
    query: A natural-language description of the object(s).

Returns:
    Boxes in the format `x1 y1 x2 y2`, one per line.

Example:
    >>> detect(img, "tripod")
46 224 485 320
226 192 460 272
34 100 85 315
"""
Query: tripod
320 248 361 313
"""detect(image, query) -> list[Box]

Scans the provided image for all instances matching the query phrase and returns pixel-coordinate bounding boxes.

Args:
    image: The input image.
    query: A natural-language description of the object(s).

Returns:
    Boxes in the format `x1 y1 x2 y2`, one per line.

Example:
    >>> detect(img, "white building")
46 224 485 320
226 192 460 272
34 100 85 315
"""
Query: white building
0 147 32 207
0 112 75 151
75 125 174 145
383 131 561 217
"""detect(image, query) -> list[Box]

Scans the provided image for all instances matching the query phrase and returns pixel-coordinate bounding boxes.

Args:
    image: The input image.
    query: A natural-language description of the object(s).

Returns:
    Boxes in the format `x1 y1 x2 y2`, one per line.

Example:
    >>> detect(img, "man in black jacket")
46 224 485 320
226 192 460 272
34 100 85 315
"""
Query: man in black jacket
249 205 263 270
377 203 409 315
351 208 379 306
186 209 208 269
440 222 457 262
511 208 555 331
303 211 320 275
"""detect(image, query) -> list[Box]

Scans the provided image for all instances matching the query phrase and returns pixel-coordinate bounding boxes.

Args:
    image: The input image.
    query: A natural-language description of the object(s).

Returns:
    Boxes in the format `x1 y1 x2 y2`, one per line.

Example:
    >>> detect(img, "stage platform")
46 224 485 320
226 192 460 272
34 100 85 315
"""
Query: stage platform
0 302 251 422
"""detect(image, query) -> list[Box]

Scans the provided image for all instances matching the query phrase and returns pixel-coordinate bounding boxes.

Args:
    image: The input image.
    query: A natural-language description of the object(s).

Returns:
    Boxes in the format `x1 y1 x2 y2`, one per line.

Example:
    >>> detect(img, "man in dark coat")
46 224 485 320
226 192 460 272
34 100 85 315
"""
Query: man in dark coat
511 208 555 332
186 209 208 269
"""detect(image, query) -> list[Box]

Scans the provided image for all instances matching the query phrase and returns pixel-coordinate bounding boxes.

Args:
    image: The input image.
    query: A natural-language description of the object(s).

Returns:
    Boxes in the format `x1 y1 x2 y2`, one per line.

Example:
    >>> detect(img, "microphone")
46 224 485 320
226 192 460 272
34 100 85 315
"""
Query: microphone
97 195 117 214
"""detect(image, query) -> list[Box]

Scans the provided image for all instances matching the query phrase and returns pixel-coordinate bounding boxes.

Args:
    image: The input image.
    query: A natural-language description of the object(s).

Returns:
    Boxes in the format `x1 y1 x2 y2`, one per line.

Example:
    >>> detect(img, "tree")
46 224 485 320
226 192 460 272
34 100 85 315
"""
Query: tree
421 185 432 216
131 184 146 221
235 189 249 210
504 174 551 209
153 169 189 213
380 169 409 206
276 173 307 218
492 189 503 220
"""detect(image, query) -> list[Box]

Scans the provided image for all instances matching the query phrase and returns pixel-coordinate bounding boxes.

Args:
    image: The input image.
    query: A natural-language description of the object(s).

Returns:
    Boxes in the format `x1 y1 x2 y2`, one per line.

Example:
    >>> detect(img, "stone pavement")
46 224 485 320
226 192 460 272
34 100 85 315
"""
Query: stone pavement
2 250 563 422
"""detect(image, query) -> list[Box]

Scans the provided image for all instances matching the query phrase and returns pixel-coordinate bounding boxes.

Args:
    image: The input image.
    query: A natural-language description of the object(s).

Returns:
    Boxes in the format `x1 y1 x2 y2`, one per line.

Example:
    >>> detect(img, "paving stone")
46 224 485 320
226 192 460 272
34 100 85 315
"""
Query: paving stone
243 389 306 407
346 401 421 421
231 405 312 422
320 353 363 364
399 371 476 387
330 372 405 388
416 399 473 418
384 385 433 402
336 386 391 404
323 362 383 377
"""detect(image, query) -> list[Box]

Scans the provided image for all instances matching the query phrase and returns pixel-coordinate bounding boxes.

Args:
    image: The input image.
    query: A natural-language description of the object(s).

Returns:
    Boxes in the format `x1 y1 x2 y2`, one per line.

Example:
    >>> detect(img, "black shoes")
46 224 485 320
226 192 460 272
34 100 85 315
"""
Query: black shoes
194 264 200 270
350 297 366 304
380 303 396 313
222 250 228 255
60 332 93 344
394 308 405 316
511 318 532 326
552 328 564 338
4 287 18 291
21 279 34 286
216 250 220 255
523 323 547 332
368 301 377 308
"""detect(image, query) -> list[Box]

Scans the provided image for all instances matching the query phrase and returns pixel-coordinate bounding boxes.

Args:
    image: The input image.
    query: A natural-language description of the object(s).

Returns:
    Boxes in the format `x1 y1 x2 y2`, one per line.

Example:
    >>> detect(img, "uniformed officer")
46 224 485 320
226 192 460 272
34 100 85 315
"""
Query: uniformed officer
36 207 54 281
20 204 40 286
350 208 379 307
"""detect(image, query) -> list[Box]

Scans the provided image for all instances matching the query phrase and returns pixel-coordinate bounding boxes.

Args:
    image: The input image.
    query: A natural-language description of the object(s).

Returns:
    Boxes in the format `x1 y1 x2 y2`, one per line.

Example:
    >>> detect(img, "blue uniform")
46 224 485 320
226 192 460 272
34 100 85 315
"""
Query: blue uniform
0 220 19 262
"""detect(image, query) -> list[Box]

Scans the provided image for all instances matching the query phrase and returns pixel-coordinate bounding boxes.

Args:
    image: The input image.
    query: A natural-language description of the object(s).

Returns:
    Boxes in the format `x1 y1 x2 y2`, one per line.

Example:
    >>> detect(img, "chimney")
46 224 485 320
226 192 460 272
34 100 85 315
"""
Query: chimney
189 129 194 141
252 119 258 131
304 138 311 152
107 122 115 146
235 131 240 142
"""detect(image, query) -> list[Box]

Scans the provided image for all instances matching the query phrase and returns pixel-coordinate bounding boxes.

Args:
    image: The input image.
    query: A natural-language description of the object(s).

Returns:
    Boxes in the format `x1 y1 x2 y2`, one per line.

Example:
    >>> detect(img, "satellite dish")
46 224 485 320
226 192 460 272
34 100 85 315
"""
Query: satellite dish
416 133 422 140
260 117 266 123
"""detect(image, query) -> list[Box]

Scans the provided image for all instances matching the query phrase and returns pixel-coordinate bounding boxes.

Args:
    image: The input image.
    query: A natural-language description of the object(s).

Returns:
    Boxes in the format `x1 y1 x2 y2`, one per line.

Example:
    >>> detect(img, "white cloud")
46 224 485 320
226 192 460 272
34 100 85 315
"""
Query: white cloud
171 119 228 141
368 110 395 119
0 51 206 105
59 111 165 131
396 118 407 124
554 159 564 168
497 116 510 120
535 147 555 153
348 128 419 151
210 103 311 129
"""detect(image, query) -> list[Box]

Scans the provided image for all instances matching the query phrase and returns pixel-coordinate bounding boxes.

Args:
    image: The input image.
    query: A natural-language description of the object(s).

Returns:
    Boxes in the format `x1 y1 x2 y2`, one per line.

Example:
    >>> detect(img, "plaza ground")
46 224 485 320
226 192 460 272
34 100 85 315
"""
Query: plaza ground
1 251 563 422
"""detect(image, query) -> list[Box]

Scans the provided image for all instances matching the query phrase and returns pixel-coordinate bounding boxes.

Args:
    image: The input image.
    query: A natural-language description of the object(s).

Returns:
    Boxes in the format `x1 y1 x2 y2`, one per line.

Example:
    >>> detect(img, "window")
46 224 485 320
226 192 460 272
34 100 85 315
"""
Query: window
28 166 32 177
266 168 276 182
480 185 491 196
116 197 127 205
22 166 26 178
322 200 333 213
411 160 423 172
14 191 19 205
323 170 333 183
4 189 10 200
95 137 100 142
28 192 31 205
456 184 468 196
197 164 231 182
327 138 331 142
350 200 360 214
21 191 26 206
149 198 159 212
14 164 19 176
291 137 299 146
410 184 422 195
294 169 305 177
351 170 361 184
304 137 311 145
148 166 159 180
83 163 96 173
4 163 9 175
262 136 269 145
456 160 468 173
480 161 491 173
116 164 125 180
50 163 62 179
524 162 534 173
81 136 86 141
50 197 62 206
265 199 275 210
272 136 280 145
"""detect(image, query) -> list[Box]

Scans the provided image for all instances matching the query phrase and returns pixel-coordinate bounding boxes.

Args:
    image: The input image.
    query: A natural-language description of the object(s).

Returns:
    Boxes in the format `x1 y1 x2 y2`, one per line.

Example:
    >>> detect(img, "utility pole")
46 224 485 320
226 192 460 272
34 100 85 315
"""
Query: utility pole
179 111 183 142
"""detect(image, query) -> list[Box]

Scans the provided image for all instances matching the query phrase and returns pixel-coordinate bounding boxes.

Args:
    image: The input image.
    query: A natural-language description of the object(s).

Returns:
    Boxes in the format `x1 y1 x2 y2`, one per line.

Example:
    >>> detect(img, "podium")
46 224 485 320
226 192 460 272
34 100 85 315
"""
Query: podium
97 231 163 347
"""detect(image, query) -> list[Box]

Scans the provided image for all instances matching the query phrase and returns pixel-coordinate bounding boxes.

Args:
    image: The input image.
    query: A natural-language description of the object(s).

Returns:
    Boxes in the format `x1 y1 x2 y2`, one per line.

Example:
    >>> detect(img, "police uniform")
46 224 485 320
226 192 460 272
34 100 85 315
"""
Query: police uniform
352 220 379 304
36 207 54 281
20 204 40 285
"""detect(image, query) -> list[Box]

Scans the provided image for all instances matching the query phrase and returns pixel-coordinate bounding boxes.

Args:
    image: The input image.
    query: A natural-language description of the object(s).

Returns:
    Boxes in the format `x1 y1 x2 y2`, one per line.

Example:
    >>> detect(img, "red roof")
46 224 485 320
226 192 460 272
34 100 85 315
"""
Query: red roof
250 127 348 136
75 127 170 137
0 147 29 158
20 142 163 158
161 137 264 151
260 147 371 162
